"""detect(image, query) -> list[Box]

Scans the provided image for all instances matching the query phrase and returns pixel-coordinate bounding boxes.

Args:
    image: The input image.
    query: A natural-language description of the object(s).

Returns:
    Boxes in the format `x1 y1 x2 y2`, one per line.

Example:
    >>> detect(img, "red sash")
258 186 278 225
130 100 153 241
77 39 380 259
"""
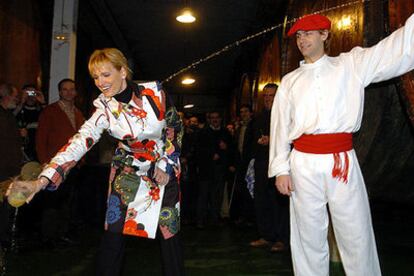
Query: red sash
293 133 352 183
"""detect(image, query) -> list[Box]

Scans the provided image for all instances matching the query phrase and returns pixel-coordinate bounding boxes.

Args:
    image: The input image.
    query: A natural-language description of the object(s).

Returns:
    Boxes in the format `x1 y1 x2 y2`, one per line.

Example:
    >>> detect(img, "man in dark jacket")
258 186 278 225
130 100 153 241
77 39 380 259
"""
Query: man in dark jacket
231 104 255 225
195 111 234 228
250 83 289 252
180 115 200 224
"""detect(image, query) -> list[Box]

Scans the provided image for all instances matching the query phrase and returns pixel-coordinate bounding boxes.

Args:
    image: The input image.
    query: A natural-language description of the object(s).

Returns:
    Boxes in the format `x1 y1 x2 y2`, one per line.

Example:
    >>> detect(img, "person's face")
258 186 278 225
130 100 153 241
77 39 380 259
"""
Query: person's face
296 30 327 63
6 88 19 109
263 87 276 110
239 107 252 122
226 124 234 133
59 81 77 103
91 62 127 98
23 87 37 106
209 112 221 128
189 117 199 127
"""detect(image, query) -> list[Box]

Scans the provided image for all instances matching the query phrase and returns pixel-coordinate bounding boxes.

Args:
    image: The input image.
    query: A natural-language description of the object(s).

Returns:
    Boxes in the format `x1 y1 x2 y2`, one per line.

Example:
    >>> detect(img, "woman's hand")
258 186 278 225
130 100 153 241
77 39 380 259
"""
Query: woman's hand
153 167 170 186
6 177 49 205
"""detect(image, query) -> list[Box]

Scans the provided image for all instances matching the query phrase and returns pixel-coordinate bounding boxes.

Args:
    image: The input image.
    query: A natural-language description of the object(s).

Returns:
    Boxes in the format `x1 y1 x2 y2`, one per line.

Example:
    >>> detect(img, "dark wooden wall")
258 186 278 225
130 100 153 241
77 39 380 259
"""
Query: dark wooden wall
0 0 41 89
0 0 53 95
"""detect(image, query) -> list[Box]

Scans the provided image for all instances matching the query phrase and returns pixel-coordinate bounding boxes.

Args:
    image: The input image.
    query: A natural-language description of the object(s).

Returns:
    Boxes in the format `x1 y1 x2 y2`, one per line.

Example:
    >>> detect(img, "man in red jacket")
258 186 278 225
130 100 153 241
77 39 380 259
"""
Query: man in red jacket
36 79 85 164
35 78 85 246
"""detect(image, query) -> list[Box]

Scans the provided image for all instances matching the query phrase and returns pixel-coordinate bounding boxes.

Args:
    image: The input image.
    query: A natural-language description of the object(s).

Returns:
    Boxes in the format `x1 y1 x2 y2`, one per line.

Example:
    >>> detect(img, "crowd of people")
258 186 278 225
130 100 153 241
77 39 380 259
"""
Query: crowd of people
0 80 87 251
179 87 290 253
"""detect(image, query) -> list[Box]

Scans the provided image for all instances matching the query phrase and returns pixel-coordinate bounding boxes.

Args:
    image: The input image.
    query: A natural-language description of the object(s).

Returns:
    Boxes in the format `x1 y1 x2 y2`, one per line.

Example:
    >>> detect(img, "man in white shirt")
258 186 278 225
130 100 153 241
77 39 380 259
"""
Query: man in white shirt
269 13 414 276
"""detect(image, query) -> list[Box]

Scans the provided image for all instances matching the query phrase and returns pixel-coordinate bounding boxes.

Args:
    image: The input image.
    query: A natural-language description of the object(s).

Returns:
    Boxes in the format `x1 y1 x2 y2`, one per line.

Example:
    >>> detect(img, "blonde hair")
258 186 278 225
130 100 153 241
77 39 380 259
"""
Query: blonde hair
88 48 133 80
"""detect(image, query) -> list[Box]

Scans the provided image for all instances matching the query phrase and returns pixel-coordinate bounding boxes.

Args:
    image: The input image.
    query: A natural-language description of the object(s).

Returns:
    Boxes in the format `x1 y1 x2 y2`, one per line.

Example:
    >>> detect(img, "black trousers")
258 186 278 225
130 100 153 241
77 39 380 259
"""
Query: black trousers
180 164 197 223
196 164 226 224
230 165 255 222
39 168 80 241
253 160 289 243
96 231 185 276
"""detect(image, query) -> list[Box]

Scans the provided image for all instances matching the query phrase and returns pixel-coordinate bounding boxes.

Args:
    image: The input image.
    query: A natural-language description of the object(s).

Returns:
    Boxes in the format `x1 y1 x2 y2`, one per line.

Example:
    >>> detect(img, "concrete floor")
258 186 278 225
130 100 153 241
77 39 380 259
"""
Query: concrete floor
4 200 414 275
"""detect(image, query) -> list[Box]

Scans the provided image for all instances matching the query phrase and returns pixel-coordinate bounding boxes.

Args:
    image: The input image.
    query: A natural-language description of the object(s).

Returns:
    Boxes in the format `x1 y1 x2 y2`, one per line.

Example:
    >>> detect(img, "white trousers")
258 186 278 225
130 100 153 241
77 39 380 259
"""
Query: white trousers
289 149 381 276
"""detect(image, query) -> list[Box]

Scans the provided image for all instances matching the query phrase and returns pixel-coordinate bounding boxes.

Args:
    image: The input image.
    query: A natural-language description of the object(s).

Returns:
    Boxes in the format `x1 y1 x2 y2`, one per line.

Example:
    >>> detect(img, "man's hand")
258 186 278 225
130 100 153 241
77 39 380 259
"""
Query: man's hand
219 140 227 150
180 157 187 165
257 135 269 145
275 175 294 196
19 128 28 137
35 90 46 105
213 153 220 161
153 167 170 186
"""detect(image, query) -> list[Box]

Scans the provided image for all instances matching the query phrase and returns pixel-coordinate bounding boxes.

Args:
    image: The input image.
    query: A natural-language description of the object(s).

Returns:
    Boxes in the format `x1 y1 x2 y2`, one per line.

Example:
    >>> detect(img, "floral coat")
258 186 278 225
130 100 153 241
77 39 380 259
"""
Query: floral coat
40 81 183 239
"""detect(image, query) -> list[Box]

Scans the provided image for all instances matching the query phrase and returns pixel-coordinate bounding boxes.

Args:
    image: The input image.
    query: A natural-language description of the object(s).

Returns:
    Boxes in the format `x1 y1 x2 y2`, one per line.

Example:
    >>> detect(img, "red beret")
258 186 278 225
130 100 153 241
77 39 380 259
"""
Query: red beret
287 14 331 37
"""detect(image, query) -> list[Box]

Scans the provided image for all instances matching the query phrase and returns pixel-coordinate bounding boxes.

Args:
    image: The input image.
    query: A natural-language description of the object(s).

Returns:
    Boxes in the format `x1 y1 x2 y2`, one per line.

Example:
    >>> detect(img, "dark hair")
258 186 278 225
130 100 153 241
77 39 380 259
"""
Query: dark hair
263 83 278 90
318 30 331 53
22 84 36 90
58 78 75 91
209 111 221 118
240 104 252 113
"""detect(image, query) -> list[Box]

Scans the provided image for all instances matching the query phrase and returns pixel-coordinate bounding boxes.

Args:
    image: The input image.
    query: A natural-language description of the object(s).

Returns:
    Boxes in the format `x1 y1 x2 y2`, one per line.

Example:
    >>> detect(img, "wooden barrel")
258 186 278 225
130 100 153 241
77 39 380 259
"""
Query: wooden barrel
278 0 414 204
255 34 282 112
230 73 253 121
238 73 254 110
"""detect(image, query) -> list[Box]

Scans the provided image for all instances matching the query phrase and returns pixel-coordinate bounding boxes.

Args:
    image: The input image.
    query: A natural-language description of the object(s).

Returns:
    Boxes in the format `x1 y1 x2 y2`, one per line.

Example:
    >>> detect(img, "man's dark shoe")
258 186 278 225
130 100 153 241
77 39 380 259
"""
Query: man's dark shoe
250 238 270 247
270 241 286 252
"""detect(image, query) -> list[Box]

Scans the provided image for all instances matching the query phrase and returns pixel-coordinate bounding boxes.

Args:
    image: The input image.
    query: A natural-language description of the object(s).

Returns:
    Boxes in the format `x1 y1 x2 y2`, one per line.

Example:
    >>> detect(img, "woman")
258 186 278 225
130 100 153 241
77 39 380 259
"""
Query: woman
8 48 184 275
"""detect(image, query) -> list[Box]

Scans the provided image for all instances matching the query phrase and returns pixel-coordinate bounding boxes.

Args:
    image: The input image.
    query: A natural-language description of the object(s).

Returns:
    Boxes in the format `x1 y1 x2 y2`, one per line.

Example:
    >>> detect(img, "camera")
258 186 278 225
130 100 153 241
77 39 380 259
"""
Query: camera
26 90 36 96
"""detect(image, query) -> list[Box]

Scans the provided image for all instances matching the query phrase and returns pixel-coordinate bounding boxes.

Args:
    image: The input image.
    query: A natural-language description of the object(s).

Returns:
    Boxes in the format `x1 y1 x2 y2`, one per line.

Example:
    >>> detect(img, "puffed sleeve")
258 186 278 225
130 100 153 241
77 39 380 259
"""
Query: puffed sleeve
350 13 414 87
39 97 110 190
155 90 183 178
268 80 292 178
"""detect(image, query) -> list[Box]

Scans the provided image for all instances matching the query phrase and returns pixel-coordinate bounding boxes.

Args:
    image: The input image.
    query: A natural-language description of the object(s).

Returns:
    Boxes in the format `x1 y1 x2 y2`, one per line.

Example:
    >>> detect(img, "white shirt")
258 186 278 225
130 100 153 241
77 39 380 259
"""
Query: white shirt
269 13 414 178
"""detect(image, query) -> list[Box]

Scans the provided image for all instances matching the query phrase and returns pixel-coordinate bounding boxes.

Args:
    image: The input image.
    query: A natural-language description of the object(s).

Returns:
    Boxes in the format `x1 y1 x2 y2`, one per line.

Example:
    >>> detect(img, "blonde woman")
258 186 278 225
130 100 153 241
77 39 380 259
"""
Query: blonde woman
8 48 184 275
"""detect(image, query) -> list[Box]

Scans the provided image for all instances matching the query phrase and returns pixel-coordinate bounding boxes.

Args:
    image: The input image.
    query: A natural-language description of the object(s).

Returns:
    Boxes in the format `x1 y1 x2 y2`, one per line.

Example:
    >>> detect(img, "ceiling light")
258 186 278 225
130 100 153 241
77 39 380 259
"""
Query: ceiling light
54 32 69 41
182 77 195 85
176 10 196 23
184 104 194 109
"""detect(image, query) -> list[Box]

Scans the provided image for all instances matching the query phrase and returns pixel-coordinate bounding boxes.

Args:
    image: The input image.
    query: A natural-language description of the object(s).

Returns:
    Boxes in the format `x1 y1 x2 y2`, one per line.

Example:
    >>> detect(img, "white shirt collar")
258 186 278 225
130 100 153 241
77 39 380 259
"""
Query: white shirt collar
300 54 328 69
